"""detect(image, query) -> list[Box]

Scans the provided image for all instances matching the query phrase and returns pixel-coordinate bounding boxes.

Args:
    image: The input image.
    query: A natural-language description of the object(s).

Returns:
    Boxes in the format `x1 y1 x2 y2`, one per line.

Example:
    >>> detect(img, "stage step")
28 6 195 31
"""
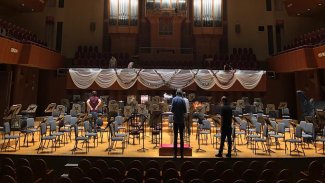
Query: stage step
159 144 192 156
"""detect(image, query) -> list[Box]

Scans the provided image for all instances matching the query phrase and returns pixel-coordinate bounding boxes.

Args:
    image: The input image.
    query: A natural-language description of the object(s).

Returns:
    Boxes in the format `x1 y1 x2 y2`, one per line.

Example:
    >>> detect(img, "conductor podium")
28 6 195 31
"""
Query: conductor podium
159 144 192 156
158 112 193 156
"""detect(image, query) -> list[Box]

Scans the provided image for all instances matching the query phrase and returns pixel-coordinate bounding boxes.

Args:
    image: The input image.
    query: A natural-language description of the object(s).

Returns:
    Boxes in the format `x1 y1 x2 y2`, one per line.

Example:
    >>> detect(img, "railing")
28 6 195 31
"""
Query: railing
139 47 193 54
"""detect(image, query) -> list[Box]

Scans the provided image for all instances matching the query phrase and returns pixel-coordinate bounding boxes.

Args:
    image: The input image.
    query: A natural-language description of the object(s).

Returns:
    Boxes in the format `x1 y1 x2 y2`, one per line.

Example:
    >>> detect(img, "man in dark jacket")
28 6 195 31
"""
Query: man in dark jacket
216 96 233 158
171 89 187 158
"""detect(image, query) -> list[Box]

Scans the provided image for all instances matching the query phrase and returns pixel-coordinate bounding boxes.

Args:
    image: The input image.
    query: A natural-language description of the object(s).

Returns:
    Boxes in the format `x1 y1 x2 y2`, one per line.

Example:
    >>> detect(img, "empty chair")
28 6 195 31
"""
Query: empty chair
16 166 34 183
101 178 117 183
78 159 92 173
232 161 247 178
126 168 143 183
49 120 65 147
184 169 200 183
180 161 194 178
31 159 54 181
87 167 104 183
145 160 160 171
37 123 57 153
72 124 89 154
202 169 218 183
189 179 204 183
248 160 263 174
162 160 177 173
1 165 16 180
211 180 225 183
16 158 30 167
1 122 20 151
84 120 99 148
233 180 247 183
2 157 15 167
259 169 276 182
300 160 323 181
121 178 137 183
21 118 37 147
111 160 126 176
241 169 258 183
108 122 126 154
145 168 160 180
163 168 179 183
0 175 17 183
69 167 85 183
167 178 181 183
277 169 293 182
106 168 122 183
220 169 235 183
285 125 305 156
197 161 212 173
93 159 109 174
127 160 144 172
145 178 160 183
214 161 227 177
264 160 279 173
80 177 95 183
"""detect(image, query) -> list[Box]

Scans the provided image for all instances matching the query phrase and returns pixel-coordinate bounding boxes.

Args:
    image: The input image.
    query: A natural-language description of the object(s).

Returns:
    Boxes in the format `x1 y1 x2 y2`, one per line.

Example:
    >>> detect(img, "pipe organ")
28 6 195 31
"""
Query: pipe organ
145 0 187 16
108 0 138 26
193 0 222 27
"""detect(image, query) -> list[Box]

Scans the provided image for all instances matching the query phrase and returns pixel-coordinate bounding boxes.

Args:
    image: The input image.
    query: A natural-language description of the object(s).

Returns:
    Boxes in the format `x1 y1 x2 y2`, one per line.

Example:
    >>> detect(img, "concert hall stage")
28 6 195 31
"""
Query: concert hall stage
0 118 324 159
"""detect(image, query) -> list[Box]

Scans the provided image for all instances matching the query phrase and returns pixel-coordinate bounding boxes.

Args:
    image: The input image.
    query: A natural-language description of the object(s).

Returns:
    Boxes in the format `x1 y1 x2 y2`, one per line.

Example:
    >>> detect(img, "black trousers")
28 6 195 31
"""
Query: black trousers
173 123 185 157
219 128 232 155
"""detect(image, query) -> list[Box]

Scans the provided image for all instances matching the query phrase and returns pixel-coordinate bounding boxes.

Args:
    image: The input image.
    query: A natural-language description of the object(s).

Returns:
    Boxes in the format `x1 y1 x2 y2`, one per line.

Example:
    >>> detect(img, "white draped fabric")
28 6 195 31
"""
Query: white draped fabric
69 69 265 90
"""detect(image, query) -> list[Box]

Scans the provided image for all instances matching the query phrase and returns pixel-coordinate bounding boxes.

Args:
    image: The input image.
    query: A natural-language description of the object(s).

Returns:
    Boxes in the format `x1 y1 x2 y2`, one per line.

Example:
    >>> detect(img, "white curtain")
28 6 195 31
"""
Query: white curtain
194 69 215 90
116 69 139 89
213 70 237 90
235 70 264 90
69 69 101 89
95 69 117 88
69 69 265 90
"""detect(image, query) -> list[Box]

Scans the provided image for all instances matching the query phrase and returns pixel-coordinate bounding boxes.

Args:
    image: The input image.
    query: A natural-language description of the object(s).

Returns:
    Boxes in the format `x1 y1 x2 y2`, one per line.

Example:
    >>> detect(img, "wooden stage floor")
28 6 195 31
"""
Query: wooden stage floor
0 118 324 159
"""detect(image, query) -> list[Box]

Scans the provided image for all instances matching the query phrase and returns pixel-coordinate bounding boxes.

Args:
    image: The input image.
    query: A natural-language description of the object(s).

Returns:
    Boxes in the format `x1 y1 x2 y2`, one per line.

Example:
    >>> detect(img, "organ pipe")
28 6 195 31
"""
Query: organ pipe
193 0 222 27
109 0 138 26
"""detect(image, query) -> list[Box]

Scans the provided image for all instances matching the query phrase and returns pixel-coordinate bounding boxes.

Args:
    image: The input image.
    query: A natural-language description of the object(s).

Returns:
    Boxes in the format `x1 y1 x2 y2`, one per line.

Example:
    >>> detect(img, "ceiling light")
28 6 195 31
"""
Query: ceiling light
31 9 34 11
21 3 24 6
318 3 323 6
307 8 310 11
297 13 301 16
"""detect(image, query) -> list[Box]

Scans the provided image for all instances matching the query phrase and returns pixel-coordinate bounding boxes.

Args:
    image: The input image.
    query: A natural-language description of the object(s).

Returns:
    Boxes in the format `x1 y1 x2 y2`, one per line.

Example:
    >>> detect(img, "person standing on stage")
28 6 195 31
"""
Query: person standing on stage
216 96 233 158
171 89 187 158
183 92 190 135
87 91 102 132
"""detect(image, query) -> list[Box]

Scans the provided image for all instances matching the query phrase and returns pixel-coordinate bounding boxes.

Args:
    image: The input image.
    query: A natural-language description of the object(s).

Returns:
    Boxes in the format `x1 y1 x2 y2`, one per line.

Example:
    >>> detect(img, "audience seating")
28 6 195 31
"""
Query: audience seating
0 18 47 47
283 27 325 52
202 48 259 70
50 158 325 183
0 157 55 183
2 157 325 182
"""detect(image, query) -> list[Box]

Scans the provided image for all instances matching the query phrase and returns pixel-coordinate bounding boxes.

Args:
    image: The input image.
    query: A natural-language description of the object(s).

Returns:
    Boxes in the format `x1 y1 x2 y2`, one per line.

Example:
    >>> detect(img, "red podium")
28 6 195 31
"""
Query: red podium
159 144 192 156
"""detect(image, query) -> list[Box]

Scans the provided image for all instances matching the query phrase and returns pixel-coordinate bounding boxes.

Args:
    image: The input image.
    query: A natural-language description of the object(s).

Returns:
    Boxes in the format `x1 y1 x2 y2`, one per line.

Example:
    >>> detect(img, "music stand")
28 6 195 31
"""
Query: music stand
3 104 22 129
137 114 149 152
45 103 56 115
261 117 276 153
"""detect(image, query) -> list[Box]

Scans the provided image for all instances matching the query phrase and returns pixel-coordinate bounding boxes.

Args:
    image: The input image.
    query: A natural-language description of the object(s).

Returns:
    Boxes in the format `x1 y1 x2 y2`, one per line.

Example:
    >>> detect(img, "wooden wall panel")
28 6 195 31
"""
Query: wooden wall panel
0 37 23 64
268 48 317 72
19 44 64 69
12 66 39 109
315 44 325 68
